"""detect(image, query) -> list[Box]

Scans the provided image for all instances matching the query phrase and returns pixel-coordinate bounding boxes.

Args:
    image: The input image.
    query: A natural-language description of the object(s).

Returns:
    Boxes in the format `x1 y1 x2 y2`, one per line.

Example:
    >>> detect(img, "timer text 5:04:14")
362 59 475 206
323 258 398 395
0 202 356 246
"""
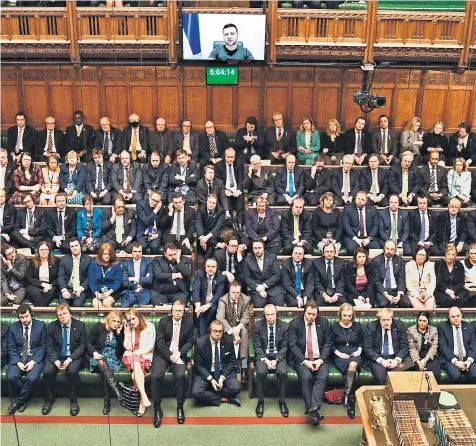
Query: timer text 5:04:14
209 68 236 76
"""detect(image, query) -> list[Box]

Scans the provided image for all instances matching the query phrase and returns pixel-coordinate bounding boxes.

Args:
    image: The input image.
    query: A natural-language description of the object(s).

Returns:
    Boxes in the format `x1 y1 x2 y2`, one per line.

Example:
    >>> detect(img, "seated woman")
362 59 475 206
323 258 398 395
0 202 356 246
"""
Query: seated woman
405 248 436 309
461 243 476 306
39 155 61 206
421 121 448 164
447 157 471 207
77 194 104 254
400 117 424 164
87 310 124 415
89 243 123 309
311 192 342 253
407 311 441 382
10 152 44 205
25 240 58 307
296 116 320 165
320 119 345 165
344 247 374 308
245 196 281 254
59 150 87 205
330 304 363 420
123 309 156 417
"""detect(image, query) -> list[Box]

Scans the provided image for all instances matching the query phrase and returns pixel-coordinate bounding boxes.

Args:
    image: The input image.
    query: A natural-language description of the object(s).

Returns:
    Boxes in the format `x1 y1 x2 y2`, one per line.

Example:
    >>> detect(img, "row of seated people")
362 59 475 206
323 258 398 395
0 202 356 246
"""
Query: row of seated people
2 302 475 427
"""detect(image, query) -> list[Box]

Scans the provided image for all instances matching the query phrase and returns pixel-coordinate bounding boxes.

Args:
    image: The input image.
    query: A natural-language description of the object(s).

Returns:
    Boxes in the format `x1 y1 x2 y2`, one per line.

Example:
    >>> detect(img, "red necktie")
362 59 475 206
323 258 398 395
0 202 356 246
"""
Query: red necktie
307 323 314 360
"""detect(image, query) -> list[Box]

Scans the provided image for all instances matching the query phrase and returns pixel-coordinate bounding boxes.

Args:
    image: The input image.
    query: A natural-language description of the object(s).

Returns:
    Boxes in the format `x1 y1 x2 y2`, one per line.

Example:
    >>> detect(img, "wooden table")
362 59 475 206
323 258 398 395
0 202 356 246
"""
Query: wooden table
356 385 476 446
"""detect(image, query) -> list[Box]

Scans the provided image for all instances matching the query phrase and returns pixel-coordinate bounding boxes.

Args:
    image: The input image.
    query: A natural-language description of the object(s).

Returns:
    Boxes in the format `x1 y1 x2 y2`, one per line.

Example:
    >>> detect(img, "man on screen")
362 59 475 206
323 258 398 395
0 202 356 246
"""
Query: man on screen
209 23 255 61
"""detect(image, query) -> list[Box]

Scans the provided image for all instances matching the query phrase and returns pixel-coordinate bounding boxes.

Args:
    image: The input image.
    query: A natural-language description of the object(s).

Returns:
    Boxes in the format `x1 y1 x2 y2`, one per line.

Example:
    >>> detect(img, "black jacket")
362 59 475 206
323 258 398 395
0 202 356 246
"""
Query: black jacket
7 125 36 157
253 319 288 362
149 129 175 159
280 257 314 299
196 205 225 239
1 203 17 234
364 319 409 363
86 322 124 364
86 160 113 193
152 256 192 296
280 208 312 244
35 129 66 161
344 263 374 301
46 318 87 363
198 130 230 163
94 127 122 158
154 315 194 361
193 333 236 380
121 125 150 154
372 254 406 294
304 167 332 195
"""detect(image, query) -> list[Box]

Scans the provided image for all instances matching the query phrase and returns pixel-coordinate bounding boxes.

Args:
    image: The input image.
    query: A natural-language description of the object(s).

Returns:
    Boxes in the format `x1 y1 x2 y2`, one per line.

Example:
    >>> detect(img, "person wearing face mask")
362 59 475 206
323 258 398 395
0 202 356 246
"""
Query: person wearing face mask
65 110 95 163
149 117 175 164
421 120 449 164
94 117 122 164
122 113 149 164
233 116 264 163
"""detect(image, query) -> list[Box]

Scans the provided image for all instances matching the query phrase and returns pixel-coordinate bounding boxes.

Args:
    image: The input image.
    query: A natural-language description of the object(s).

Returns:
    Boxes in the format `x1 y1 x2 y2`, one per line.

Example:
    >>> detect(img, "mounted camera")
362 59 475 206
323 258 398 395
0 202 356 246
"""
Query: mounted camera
353 64 387 112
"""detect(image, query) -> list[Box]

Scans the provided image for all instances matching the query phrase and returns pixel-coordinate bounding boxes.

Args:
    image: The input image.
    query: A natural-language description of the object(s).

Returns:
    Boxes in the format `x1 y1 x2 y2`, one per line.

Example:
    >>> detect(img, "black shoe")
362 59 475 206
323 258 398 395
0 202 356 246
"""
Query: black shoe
17 403 26 413
279 402 289 418
42 400 54 415
234 364 240 374
255 401 264 418
103 396 111 415
347 396 356 420
153 407 163 428
177 406 185 424
7 400 22 415
227 397 241 407
241 368 249 384
70 401 80 417
307 407 324 425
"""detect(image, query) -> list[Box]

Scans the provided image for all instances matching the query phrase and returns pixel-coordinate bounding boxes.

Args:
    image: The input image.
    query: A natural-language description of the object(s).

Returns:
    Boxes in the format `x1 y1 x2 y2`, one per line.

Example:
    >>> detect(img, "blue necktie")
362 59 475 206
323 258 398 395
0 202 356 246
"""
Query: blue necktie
383 329 389 359
61 325 68 361
385 259 392 290
288 170 295 196
295 263 302 293
214 342 221 382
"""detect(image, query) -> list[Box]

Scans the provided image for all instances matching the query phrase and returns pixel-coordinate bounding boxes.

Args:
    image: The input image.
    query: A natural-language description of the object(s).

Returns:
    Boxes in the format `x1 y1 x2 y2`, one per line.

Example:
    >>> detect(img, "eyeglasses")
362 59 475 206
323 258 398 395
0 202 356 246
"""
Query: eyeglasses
210 329 223 334
46 122 55 125
182 124 191 128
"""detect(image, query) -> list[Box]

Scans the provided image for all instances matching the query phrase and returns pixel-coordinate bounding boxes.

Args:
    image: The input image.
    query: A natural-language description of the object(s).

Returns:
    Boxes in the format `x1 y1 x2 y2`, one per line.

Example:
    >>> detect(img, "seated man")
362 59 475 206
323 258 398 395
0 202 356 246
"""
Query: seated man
86 148 113 205
342 190 381 253
196 165 230 218
408 195 439 255
447 122 476 166
358 153 389 207
245 196 281 254
280 197 312 255
233 116 264 163
174 119 199 162
371 240 412 308
149 117 175 164
198 121 230 169
121 242 153 307
102 196 137 254
303 155 332 206
280 246 314 308
193 259 226 337
313 243 346 306
111 150 143 204
151 299 194 428
371 114 399 166
0 174 16 224
192 320 241 407
7 304 46 415
45 193 78 253
42 303 87 416
344 116 372 166
331 154 360 206
57 237 92 307
364 308 411 384
142 151 169 200
438 306 476 384
94 117 122 164
151 243 191 306
436 198 468 255
253 304 289 419
242 238 285 308
35 116 65 162
214 235 245 291
136 190 167 255
1 244 29 306
242 155 275 205
419 151 449 207
65 110 95 162
217 281 250 383
378 195 411 256
387 151 421 206
196 194 225 261
263 112 295 165
273 155 305 205
121 113 149 163
289 301 331 425
11 193 47 250
168 149 199 205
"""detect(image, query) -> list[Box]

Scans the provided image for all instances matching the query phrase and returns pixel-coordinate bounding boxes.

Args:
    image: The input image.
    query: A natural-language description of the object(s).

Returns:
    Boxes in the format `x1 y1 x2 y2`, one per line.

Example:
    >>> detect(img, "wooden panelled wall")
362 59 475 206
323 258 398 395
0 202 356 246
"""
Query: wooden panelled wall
1 65 475 134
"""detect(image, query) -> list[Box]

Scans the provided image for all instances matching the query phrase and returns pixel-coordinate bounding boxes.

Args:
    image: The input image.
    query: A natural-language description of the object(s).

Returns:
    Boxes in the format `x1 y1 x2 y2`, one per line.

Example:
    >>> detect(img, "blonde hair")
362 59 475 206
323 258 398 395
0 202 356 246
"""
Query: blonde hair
66 150 80 164
337 303 355 322
105 310 123 330
327 119 341 137
377 308 394 319
404 117 421 132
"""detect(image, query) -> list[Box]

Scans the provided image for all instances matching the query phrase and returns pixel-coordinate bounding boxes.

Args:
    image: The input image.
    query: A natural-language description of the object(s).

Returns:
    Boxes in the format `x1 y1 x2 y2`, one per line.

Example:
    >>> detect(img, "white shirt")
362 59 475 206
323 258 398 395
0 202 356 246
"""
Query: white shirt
305 320 320 360
381 128 388 153
16 126 24 152
39 263 50 283
275 127 284 140
133 259 141 282
452 325 467 358
95 164 105 190
381 327 395 356
44 130 56 152
0 204 4 232
0 165 6 189
211 340 220 372
265 323 277 355
169 319 182 353
383 257 397 289
25 206 35 232
23 322 32 354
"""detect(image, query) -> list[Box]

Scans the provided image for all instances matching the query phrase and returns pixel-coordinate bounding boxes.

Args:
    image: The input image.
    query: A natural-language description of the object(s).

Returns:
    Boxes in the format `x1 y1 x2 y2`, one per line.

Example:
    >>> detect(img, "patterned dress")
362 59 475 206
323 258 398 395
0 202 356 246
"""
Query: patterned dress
81 215 100 253
10 166 44 205
66 169 85 205
90 333 123 373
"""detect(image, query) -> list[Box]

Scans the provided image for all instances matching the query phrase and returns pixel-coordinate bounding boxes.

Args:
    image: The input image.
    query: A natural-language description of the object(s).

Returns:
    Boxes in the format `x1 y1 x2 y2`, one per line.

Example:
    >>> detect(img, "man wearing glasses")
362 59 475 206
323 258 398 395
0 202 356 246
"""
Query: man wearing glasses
35 116 65 162
174 119 199 162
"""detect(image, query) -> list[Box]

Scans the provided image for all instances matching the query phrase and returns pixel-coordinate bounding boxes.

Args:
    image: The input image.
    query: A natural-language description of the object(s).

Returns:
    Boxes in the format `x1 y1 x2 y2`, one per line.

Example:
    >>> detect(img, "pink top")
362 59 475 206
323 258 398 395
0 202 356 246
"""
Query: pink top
355 273 368 291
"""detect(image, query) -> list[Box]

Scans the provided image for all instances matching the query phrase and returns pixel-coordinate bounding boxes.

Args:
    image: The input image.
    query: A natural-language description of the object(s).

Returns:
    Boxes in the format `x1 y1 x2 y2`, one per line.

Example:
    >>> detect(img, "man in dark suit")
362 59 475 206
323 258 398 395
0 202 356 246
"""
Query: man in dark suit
359 153 389 207
280 197 312 255
196 164 230 216
387 151 421 206
7 304 46 415
436 198 468 255
111 150 143 204
288 301 331 425
121 113 149 163
151 243 191 305
242 155 275 205
245 197 281 254
174 118 199 162
408 195 439 255
214 235 245 290
35 116 65 162
372 240 412 308
313 243 347 306
303 155 332 206
168 149 199 204
371 114 399 165
438 307 476 384
42 303 87 416
136 190 167 255
45 193 77 253
233 116 265 163
57 237 92 306
192 320 241 407
378 195 411 256
1 244 29 306
10 193 47 250
281 246 314 307
1 323 8 369
196 194 225 261
94 117 122 164
363 308 410 384
467 210 476 245
263 112 295 164
151 299 195 427
274 155 305 205
149 117 175 164
102 196 137 254
447 122 476 165
419 152 449 206
142 151 169 200
86 148 113 205
198 120 230 170
64 110 95 162
342 191 381 252
121 242 153 307
7 112 36 162
0 188 17 242
343 116 372 166
242 238 285 308
332 154 360 206
253 304 289 418
193 259 226 337
0 148 16 201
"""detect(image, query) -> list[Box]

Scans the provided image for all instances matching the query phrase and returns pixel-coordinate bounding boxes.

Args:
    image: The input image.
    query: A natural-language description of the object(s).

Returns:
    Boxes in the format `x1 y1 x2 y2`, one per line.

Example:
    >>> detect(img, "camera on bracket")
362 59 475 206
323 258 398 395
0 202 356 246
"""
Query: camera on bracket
353 63 387 112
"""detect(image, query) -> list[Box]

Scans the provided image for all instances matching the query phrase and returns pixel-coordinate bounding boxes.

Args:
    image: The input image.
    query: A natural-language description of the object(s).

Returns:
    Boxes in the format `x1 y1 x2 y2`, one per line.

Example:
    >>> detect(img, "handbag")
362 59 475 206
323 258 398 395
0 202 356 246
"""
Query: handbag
119 382 140 414
324 387 344 404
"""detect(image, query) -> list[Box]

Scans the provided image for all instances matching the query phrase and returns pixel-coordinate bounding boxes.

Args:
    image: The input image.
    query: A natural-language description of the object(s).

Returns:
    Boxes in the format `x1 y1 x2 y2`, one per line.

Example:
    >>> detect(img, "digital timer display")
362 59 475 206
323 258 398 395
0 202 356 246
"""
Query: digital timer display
206 67 239 85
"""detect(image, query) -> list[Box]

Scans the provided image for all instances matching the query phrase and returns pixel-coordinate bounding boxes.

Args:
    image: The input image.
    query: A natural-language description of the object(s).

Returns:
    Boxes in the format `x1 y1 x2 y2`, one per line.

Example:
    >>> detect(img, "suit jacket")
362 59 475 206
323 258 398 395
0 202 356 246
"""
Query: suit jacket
1 161 16 198
196 177 229 212
65 124 95 154
192 270 226 306
121 125 150 154
94 127 122 157
46 318 87 363
371 128 399 157
408 209 438 244
173 131 199 161
196 205 225 239
274 166 305 197
345 263 374 301
342 205 380 239
149 129 175 158
168 161 199 197
288 315 332 365
135 199 168 238
242 252 284 299
263 126 295 157
14 206 47 237
436 211 467 245
304 167 332 195
364 319 409 362
162 206 196 240
88 261 123 294
1 253 29 293
280 257 314 299
246 207 281 243
280 208 312 244
435 259 466 296
102 208 137 243
35 129 66 160
86 322 124 364
419 164 448 196
7 319 46 365
1 203 17 234
121 257 153 291
152 256 191 295
25 260 59 289
343 128 372 155
213 248 244 284
198 130 230 163
242 169 274 197
407 324 438 363
194 333 236 380
7 125 36 157
331 168 360 198
59 163 87 194
467 211 476 244
438 320 476 364
1 323 8 366
154 315 194 361
214 159 244 191
45 207 77 239
142 162 169 194
111 161 143 194
372 253 406 294
359 167 389 196
57 253 92 292
448 132 476 163
378 209 410 245
216 293 250 332
233 128 265 160
86 160 113 193
253 318 289 362
387 165 421 196
313 256 346 297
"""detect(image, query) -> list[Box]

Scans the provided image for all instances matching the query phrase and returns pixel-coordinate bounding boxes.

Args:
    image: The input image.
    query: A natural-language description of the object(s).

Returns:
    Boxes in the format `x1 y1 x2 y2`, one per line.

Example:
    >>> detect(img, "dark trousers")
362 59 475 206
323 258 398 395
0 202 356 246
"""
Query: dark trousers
226 195 244 225
91 191 113 205
25 285 56 307
427 194 449 207
151 356 187 407
45 238 71 254
435 290 470 308
255 358 288 403
43 359 82 402
412 358 441 383
58 289 90 307
10 232 42 250
294 362 328 411
409 242 440 256
343 237 380 253
103 239 134 254
375 289 412 308
137 234 162 255
111 191 142 204
198 237 218 262
151 291 188 306
250 289 285 308
368 355 407 385
442 359 476 384
192 374 241 406
8 362 44 404
315 293 348 306
121 290 151 307
0 286 26 305
304 192 322 207
282 242 312 256
197 305 218 337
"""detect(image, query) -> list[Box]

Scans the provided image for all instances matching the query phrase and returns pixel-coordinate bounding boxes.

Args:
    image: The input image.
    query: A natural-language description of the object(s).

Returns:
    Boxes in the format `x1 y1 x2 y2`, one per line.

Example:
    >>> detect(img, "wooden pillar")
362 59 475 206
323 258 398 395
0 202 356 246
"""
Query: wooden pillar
364 0 378 65
457 0 475 74
67 0 80 64
267 0 278 66
167 0 178 67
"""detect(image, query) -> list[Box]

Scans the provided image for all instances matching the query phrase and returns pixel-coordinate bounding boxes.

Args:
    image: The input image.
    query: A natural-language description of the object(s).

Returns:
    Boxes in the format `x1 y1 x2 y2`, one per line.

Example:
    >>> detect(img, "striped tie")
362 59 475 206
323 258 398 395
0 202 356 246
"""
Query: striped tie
450 216 457 243
47 131 54 153
209 137 216 158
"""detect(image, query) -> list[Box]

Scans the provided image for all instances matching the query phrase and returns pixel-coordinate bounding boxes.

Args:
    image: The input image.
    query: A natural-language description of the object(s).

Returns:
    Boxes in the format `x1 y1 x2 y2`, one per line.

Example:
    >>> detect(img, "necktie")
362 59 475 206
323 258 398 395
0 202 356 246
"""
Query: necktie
391 213 397 243
131 130 138 160
307 323 314 360
230 301 238 327
125 168 131 193
207 182 212 195
257 257 263 272
293 215 300 240
371 170 378 194
47 131 54 153
420 213 426 242
209 137 216 158
402 169 409 197
97 164 103 190
104 132 112 155
382 129 387 154
385 259 392 290
175 211 181 242
383 329 389 358
73 257 80 290
206 276 213 303
359 208 365 237
357 131 362 157
21 326 29 362
27 210 33 229
61 325 68 361
268 325 276 354
16 127 23 153
326 260 333 295
115 217 124 243
295 263 302 293
214 342 221 381
58 210 64 236
228 164 235 188
456 326 465 361
343 172 350 198
430 167 436 192
288 170 295 196
170 323 180 353
76 126 81 137
450 216 457 243
277 128 283 141
183 134 190 154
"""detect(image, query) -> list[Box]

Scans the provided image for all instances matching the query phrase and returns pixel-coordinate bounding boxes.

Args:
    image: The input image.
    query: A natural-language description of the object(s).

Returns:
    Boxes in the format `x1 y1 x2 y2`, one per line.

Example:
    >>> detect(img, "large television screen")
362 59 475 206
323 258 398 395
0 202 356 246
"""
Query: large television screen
182 13 266 61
